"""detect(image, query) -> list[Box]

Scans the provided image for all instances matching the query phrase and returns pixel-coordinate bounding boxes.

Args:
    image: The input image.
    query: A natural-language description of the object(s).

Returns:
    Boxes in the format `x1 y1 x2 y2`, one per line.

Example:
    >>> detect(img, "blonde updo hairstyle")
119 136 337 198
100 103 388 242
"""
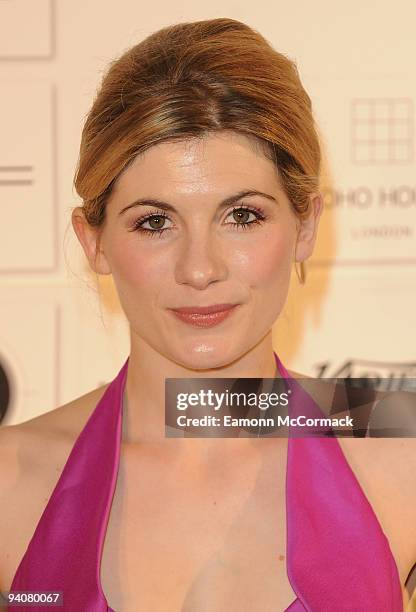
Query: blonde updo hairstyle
74 17 322 284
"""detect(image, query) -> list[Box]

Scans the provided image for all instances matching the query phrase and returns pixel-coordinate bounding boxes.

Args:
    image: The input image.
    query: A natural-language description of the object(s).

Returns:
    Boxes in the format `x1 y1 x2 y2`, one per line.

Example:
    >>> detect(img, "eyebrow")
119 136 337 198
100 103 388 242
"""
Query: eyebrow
118 189 279 216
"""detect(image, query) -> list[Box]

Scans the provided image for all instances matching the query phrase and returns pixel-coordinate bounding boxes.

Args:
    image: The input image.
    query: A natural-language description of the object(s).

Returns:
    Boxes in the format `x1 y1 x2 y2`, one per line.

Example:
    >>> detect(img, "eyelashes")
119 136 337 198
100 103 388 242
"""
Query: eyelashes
128 204 268 238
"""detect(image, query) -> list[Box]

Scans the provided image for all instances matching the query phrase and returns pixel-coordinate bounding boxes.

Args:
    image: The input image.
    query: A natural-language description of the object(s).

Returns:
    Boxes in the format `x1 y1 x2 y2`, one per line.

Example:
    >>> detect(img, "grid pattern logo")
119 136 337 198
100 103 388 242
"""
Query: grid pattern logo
351 98 413 164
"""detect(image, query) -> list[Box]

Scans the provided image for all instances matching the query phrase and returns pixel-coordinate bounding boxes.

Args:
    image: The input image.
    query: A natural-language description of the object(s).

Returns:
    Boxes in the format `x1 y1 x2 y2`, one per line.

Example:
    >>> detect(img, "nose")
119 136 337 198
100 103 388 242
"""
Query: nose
174 229 228 290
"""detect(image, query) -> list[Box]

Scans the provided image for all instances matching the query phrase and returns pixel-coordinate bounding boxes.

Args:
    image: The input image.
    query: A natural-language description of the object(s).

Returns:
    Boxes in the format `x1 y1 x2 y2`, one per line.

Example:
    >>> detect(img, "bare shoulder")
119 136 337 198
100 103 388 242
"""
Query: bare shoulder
287 371 416 583
288 371 416 479
0 382 110 590
0 382 110 474
338 436 416 503
2 379 109 442
338 436 416 585
295 373 416 505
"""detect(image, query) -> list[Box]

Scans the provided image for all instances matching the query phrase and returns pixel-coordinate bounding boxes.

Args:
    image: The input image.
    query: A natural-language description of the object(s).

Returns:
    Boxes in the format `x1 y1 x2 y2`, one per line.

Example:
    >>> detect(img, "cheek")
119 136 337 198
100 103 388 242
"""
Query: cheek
108 239 169 305
231 229 295 286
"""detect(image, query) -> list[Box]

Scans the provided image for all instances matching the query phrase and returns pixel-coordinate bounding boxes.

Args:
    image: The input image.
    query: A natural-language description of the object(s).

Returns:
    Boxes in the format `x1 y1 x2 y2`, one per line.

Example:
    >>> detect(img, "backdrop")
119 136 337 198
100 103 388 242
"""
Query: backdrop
0 0 415 427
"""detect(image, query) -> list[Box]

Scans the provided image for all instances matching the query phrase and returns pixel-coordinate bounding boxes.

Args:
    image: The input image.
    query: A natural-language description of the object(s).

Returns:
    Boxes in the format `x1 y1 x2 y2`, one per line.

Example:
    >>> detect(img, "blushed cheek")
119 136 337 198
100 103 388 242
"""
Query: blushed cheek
111 244 170 304
232 231 294 287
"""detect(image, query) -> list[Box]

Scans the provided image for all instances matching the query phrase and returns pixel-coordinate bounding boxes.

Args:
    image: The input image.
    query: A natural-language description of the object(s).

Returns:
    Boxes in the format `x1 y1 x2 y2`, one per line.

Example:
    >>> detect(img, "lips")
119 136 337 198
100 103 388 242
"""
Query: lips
169 304 239 327
170 303 238 315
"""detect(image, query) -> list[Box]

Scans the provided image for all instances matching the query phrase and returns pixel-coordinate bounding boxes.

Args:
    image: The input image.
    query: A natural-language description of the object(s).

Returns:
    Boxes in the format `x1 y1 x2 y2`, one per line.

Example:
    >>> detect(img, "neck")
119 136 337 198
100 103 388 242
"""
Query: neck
121 332 282 447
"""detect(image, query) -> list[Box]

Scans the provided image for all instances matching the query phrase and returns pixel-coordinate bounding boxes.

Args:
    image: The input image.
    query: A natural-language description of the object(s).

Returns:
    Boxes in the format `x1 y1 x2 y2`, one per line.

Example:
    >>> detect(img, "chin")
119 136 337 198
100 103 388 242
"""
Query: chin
173 339 238 371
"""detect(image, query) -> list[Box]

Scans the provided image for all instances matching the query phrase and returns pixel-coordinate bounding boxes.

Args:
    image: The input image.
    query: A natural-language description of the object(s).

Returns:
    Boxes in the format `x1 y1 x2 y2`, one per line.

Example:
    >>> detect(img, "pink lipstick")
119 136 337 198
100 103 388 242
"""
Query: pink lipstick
169 303 239 328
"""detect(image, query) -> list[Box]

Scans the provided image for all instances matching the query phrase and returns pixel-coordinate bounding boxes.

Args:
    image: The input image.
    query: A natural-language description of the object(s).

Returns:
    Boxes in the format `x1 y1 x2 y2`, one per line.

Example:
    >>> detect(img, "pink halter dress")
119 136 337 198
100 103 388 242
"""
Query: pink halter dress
8 352 403 611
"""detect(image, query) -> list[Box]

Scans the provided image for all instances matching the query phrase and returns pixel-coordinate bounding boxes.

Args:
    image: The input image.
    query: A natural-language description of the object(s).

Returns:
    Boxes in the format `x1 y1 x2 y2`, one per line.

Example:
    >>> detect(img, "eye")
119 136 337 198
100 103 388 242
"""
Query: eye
129 211 173 238
224 205 266 230
128 203 267 238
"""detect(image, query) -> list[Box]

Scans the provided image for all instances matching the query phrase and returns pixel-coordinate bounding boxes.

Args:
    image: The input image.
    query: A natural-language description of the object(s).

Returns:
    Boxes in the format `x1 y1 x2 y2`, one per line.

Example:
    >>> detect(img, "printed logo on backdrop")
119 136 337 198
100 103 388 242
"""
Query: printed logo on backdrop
311 96 416 265
351 99 413 165
315 358 416 392
0 359 12 424
313 358 416 438
0 82 57 273
165 375 416 439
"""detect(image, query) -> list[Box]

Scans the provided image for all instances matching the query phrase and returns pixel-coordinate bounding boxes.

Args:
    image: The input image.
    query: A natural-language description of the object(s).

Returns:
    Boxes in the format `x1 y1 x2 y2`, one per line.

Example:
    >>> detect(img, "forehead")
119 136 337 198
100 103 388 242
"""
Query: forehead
111 131 283 203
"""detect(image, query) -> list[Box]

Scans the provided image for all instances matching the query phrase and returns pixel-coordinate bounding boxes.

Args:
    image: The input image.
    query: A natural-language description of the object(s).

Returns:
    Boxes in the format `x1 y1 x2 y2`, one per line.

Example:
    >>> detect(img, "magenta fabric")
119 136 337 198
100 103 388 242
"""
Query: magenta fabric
8 353 403 611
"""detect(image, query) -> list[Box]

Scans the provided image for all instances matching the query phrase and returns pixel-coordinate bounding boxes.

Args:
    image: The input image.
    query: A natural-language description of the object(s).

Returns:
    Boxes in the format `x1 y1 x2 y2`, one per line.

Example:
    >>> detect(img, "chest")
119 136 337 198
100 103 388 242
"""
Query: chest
99 444 298 612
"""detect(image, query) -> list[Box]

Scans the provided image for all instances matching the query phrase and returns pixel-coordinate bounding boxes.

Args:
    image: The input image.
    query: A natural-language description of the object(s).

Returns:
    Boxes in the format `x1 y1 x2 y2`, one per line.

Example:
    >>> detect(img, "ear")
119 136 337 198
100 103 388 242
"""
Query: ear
294 192 323 263
71 207 112 275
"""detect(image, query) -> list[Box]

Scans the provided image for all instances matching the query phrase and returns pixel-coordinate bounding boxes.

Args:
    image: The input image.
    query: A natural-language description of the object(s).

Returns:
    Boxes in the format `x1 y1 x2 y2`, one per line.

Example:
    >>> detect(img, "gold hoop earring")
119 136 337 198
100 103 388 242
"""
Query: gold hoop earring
295 260 306 284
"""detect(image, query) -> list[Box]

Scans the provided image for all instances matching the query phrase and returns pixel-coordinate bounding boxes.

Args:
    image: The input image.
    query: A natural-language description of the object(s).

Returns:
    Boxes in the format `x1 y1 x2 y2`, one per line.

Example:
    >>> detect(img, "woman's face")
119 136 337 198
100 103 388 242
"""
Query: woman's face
75 131 320 369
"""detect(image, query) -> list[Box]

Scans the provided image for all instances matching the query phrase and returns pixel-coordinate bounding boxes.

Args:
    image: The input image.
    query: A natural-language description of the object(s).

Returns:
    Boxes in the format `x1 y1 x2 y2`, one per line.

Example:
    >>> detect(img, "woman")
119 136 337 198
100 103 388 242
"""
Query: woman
0 17 415 612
